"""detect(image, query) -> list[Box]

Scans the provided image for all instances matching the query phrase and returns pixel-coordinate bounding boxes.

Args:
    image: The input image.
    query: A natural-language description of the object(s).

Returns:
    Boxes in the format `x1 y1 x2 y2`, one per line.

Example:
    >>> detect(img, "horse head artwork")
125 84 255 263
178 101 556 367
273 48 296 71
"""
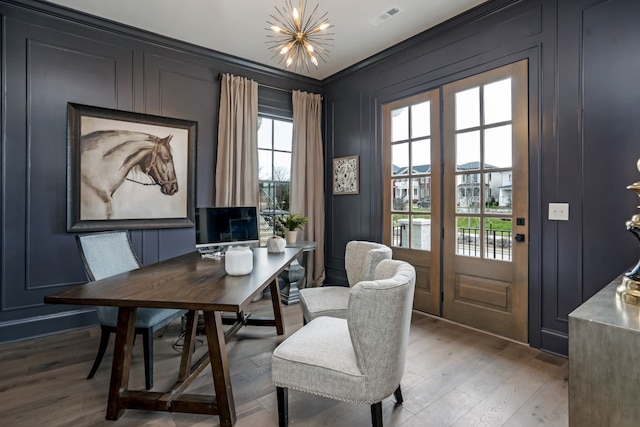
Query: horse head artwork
79 130 178 220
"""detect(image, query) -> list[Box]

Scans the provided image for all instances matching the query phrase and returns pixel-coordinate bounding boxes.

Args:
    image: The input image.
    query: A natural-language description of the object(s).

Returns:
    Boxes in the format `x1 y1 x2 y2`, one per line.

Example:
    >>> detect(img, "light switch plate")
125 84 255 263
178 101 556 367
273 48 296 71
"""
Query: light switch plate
549 203 569 221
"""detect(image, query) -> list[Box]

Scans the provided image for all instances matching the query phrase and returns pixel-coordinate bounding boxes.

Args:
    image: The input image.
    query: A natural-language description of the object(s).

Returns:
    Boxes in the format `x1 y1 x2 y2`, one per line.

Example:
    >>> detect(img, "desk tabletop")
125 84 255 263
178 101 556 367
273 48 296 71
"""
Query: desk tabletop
44 247 302 312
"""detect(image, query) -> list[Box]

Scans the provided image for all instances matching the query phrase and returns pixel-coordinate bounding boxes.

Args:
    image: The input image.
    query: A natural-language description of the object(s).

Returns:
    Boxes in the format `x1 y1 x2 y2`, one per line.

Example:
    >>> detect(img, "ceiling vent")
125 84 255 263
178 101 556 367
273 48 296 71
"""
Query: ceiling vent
369 6 404 26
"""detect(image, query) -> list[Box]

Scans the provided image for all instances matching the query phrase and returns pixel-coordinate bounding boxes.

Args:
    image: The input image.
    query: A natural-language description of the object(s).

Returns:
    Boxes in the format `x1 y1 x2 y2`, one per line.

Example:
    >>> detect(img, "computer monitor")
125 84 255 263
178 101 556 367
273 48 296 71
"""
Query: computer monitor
195 206 259 252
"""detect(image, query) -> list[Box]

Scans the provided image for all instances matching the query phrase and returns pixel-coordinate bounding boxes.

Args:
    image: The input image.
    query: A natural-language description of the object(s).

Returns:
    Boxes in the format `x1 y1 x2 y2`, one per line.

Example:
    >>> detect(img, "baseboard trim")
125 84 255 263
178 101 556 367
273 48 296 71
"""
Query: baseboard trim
0 308 97 344
540 328 568 357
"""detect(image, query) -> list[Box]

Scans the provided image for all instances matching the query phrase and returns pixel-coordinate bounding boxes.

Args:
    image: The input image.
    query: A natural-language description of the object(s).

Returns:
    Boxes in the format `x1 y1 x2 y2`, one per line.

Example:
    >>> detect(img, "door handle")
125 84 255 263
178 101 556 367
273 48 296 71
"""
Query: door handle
515 233 525 242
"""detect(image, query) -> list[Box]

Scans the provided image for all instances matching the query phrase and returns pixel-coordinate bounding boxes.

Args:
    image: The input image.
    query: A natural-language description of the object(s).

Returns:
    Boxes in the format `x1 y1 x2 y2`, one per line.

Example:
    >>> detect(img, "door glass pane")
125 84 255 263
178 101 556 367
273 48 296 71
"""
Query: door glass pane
410 215 431 251
258 117 272 149
392 215 408 248
456 130 480 170
391 107 409 141
273 120 293 151
455 87 480 130
392 143 409 175
484 125 512 168
412 138 431 171
484 218 512 261
484 172 512 214
456 174 481 214
484 78 512 125
411 101 431 138
456 216 480 257
414 178 431 212
393 178 410 212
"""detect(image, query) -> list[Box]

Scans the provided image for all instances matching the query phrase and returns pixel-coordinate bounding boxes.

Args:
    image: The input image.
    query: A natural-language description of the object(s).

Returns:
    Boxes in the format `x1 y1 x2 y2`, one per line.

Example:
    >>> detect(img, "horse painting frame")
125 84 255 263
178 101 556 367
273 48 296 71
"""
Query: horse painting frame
67 103 196 231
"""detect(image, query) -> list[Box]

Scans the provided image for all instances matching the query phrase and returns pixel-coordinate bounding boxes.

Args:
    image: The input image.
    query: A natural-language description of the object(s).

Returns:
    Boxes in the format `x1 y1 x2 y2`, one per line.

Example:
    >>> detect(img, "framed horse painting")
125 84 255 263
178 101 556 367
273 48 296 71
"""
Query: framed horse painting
66 103 196 231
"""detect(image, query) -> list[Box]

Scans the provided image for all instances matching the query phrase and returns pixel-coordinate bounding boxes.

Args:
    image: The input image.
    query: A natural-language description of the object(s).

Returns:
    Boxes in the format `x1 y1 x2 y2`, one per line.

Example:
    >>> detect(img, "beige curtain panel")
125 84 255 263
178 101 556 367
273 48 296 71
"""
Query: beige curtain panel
215 73 259 207
291 90 325 287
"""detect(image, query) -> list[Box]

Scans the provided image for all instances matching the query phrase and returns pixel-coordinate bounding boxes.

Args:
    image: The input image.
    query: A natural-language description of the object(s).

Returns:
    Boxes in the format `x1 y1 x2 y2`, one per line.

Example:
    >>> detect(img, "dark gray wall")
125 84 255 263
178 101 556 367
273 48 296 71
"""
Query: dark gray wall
2 0 639 357
323 0 640 355
0 0 320 343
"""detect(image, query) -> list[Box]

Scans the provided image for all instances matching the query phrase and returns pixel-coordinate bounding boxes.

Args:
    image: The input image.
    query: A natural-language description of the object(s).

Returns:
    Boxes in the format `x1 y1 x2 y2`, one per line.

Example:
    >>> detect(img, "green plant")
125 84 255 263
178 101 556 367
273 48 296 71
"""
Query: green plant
280 213 309 231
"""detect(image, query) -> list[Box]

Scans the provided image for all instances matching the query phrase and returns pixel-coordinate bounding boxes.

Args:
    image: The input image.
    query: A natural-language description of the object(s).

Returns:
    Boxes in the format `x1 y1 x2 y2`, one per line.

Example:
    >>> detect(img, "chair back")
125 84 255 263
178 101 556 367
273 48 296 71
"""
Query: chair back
347 259 416 403
345 241 392 286
76 231 142 325
76 231 141 281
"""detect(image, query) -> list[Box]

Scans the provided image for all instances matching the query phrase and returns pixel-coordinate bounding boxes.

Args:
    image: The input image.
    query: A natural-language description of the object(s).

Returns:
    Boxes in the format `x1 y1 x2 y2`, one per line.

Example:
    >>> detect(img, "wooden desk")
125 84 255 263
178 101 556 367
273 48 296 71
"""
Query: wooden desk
44 247 302 427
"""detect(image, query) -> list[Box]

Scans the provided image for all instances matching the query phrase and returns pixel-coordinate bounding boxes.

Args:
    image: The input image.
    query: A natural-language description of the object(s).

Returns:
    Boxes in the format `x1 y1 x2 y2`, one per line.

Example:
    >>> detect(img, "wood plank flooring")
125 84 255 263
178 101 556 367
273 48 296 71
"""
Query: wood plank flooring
0 299 568 426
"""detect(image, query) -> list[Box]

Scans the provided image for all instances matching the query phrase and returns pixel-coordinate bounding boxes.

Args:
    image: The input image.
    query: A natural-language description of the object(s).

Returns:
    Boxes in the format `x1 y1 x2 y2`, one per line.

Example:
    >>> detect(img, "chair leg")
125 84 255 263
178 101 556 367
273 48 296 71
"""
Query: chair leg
142 329 153 390
370 401 383 427
276 386 288 427
393 385 403 404
87 325 111 379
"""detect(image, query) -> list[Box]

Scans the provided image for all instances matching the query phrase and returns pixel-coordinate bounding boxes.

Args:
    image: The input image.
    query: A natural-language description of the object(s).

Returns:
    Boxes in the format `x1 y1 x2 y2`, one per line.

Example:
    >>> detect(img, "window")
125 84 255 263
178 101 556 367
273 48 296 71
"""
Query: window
258 115 293 242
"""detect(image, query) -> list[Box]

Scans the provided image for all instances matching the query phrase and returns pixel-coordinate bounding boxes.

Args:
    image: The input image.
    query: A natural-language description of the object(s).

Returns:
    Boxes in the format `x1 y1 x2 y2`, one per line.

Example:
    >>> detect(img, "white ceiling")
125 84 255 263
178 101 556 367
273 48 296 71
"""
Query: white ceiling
45 0 487 81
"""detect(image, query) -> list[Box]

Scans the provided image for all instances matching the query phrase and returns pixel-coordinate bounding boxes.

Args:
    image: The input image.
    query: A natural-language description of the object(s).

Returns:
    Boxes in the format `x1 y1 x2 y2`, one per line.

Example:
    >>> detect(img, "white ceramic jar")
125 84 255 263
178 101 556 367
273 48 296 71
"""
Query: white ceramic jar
266 235 286 253
224 246 253 275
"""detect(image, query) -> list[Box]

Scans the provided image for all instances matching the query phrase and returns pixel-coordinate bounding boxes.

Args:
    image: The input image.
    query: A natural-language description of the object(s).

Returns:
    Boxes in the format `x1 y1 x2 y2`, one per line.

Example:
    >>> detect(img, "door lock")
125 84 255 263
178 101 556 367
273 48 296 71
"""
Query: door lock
515 233 525 242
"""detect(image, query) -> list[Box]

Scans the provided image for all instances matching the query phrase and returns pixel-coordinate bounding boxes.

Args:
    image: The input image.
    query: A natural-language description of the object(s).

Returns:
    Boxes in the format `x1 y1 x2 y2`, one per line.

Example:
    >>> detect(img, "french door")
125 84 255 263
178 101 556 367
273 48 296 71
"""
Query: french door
383 60 529 342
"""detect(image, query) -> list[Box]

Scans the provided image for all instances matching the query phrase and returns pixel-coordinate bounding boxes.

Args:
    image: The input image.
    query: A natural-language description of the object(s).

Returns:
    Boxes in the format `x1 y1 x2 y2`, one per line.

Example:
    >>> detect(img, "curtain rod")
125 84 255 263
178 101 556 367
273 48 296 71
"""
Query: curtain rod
218 73 292 93
258 83 292 93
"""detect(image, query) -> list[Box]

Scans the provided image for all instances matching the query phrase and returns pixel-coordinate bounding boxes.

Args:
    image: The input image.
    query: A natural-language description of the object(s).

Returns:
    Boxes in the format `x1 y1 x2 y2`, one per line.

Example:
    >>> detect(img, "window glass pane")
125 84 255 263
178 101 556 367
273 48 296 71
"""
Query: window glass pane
456 174 481 214
484 171 512 214
273 151 291 181
456 131 480 170
392 143 409 175
411 138 430 172
484 125 512 168
456 216 480 257
392 215 408 248
484 218 512 261
274 182 290 212
484 78 512 125
455 87 480 130
410 215 431 251
258 117 273 149
393 178 410 212
258 149 272 180
259 182 274 212
273 120 292 151
411 101 430 138
391 107 409 142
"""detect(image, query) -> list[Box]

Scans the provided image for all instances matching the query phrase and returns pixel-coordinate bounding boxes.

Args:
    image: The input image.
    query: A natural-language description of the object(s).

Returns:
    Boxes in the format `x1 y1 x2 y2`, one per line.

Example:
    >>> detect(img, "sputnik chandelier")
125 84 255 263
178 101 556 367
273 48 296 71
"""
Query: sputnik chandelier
266 0 333 71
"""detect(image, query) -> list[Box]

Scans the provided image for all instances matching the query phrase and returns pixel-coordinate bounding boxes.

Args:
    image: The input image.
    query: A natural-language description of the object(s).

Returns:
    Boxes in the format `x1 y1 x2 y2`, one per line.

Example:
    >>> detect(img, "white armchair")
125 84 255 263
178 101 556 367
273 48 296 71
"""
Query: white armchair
272 259 416 427
299 241 392 323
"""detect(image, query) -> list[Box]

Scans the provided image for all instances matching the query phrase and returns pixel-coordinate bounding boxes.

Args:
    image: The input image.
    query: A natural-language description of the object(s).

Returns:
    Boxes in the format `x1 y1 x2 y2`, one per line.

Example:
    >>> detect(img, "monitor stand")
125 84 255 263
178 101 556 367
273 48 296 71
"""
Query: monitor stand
198 246 227 258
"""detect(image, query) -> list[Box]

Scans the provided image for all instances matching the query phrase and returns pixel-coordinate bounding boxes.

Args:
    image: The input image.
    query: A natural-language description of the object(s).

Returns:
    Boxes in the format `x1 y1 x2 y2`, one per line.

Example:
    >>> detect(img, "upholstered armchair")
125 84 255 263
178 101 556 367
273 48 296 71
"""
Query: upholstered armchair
76 231 186 390
272 259 416 427
299 240 392 323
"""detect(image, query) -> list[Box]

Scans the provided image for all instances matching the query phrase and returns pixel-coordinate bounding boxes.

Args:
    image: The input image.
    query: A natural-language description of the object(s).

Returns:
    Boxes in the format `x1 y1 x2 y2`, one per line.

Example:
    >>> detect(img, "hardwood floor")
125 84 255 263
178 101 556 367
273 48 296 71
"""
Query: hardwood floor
0 299 568 426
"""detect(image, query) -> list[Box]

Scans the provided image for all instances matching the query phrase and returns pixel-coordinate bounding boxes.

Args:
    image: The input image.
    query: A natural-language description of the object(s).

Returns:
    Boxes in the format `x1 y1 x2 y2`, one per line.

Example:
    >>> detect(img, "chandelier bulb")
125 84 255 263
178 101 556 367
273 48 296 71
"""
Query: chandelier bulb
310 55 318 66
280 41 294 55
271 25 283 33
293 7 300 26
286 56 293 67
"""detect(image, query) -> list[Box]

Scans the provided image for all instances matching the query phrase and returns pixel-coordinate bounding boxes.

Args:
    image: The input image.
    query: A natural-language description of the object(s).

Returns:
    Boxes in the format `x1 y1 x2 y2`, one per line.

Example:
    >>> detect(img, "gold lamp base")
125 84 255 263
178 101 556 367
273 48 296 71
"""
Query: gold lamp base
616 275 640 306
